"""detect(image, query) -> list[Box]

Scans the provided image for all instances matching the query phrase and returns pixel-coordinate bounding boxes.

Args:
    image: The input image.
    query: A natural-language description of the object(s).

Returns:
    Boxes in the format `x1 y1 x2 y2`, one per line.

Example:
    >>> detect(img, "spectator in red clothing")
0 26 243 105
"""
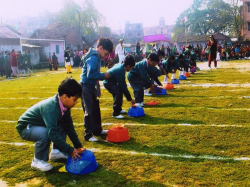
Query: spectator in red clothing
10 49 18 77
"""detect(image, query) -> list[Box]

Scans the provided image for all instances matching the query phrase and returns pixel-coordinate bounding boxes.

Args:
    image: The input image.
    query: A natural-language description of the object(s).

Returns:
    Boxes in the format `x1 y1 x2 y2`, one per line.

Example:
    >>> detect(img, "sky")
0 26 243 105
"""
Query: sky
0 0 242 30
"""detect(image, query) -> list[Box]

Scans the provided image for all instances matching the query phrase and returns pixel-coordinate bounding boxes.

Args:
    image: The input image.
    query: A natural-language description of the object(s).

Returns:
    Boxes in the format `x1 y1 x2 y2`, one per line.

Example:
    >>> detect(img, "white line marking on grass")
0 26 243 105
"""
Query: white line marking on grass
0 141 247 161
0 120 243 128
101 123 243 128
180 83 250 88
4 140 250 160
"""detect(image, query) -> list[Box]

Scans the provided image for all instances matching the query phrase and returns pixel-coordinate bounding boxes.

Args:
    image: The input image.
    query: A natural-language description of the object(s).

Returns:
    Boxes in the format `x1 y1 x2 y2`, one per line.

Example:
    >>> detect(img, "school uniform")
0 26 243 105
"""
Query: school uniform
80 48 105 141
127 60 152 103
0 56 5 77
5 55 11 78
16 95 82 161
162 59 178 79
64 50 71 73
103 64 132 116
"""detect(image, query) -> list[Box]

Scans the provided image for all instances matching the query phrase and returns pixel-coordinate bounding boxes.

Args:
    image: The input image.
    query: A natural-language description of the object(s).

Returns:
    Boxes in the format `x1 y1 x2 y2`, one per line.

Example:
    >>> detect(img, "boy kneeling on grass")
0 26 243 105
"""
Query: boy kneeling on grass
16 78 85 172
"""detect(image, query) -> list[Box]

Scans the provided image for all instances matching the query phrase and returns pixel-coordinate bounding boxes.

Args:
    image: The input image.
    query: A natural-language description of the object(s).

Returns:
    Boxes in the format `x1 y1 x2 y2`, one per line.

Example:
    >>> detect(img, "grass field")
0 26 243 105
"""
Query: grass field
0 61 250 187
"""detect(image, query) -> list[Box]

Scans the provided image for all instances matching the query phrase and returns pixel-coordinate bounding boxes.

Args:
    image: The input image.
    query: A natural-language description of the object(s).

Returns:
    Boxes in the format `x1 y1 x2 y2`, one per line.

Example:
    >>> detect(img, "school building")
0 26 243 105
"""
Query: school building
241 0 250 40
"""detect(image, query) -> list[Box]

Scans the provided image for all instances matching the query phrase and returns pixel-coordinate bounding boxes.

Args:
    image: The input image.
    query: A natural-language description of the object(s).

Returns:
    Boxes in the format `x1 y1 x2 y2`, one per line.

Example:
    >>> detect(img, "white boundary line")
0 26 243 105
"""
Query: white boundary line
0 141 248 161
0 120 244 128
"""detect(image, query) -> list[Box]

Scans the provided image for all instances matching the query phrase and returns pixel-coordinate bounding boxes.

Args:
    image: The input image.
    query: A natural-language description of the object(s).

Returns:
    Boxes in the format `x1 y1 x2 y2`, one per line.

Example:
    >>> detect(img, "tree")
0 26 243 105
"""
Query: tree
173 0 236 38
228 0 245 41
98 26 111 37
55 0 103 42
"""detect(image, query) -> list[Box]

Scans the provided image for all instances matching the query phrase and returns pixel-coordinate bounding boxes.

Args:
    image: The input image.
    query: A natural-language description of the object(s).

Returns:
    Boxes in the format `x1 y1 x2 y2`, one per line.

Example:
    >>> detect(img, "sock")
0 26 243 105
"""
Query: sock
164 75 168 83
34 157 40 162
171 73 175 79
51 149 60 153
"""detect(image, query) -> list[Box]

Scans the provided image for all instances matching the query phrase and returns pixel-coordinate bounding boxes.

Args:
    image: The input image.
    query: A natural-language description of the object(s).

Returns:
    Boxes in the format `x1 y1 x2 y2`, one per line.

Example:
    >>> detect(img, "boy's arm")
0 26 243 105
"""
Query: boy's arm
42 111 75 155
62 110 82 149
86 56 105 80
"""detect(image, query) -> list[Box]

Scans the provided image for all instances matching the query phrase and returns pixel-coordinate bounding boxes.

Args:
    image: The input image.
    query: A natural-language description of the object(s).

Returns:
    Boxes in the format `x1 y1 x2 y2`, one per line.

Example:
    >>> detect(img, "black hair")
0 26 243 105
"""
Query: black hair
157 50 165 57
58 78 82 97
97 37 113 53
178 54 184 60
168 55 175 60
190 58 194 62
147 53 159 63
124 55 135 67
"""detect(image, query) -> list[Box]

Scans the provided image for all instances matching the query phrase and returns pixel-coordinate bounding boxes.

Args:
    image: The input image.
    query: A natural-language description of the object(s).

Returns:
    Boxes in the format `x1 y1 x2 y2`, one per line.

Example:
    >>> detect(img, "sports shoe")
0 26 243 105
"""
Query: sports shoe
144 92 152 96
112 115 124 119
135 103 141 107
208 67 212 70
100 129 109 134
141 102 145 107
120 110 126 114
49 149 68 161
31 159 53 172
215 67 218 69
88 136 99 142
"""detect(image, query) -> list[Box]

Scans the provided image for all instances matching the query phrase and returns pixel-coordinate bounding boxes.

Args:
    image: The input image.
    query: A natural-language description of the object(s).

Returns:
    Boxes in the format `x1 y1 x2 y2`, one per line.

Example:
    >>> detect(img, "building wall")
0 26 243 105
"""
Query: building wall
0 38 21 52
143 25 174 36
241 0 250 40
50 41 65 63
65 30 83 50
22 47 40 65
124 22 143 42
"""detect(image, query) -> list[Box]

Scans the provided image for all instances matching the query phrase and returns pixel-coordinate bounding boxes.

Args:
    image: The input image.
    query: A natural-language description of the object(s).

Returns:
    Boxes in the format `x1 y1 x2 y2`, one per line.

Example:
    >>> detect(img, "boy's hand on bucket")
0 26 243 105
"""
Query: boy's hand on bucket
77 147 86 154
71 148 82 161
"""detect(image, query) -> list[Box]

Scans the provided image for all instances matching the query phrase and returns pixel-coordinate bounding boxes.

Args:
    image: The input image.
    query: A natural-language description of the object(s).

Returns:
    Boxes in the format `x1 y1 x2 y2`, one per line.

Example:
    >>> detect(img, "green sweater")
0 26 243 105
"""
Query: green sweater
127 60 152 88
16 95 82 155
103 64 132 101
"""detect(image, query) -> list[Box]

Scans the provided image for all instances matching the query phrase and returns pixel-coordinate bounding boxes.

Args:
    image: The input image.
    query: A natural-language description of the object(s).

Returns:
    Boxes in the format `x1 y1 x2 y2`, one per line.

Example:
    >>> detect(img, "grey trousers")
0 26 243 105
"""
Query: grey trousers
21 124 66 161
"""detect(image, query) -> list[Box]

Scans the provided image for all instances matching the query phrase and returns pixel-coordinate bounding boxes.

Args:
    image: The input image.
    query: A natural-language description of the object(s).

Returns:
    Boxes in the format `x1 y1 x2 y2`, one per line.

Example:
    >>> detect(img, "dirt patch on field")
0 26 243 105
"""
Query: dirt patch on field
0 178 43 187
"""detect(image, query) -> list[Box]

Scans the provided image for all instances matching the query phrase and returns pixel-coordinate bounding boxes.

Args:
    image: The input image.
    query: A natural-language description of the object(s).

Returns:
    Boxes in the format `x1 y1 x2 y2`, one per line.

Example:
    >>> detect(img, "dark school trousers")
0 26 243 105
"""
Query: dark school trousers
81 83 102 141
103 81 123 116
5 63 11 78
0 65 4 77
128 76 145 103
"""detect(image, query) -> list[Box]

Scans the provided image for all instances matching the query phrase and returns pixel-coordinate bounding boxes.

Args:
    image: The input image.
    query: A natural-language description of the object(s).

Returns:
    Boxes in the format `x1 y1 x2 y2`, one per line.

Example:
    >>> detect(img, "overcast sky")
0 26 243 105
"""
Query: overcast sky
0 0 242 30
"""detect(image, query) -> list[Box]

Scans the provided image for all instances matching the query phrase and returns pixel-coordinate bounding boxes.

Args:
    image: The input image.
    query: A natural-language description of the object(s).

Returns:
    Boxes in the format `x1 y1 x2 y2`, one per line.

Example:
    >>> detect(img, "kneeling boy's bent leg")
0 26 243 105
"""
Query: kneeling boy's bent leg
21 125 50 161
104 82 123 116
128 76 143 103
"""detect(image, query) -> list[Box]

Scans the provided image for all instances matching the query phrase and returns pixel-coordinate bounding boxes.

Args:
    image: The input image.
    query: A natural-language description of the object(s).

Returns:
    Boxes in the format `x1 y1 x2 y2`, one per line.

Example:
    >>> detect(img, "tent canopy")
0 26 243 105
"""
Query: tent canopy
143 34 171 43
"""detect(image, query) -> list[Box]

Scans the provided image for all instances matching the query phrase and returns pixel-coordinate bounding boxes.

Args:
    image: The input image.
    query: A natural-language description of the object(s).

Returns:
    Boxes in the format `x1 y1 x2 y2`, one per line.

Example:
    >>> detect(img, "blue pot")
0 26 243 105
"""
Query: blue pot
179 75 187 80
128 106 145 117
65 150 98 175
171 79 180 84
155 88 167 95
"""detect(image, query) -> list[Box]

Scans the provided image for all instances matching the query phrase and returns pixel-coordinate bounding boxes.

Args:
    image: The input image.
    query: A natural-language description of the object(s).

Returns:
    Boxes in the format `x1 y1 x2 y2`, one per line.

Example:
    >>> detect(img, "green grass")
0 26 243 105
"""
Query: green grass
0 61 250 186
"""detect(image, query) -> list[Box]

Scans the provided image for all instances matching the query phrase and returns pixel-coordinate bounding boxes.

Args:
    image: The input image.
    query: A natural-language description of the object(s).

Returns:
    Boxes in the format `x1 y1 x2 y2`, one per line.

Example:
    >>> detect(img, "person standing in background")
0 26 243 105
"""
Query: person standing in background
10 49 18 77
115 39 125 64
135 42 141 62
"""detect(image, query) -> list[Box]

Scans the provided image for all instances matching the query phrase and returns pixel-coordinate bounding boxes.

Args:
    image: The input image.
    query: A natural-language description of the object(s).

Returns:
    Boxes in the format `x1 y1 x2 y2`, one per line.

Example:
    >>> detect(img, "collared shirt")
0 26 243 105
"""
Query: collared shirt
58 96 67 116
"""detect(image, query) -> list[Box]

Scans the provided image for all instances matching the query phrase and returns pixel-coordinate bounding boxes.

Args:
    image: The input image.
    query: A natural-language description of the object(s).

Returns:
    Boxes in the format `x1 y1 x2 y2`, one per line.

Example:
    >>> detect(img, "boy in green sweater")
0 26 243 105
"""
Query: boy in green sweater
103 55 136 119
16 78 85 172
